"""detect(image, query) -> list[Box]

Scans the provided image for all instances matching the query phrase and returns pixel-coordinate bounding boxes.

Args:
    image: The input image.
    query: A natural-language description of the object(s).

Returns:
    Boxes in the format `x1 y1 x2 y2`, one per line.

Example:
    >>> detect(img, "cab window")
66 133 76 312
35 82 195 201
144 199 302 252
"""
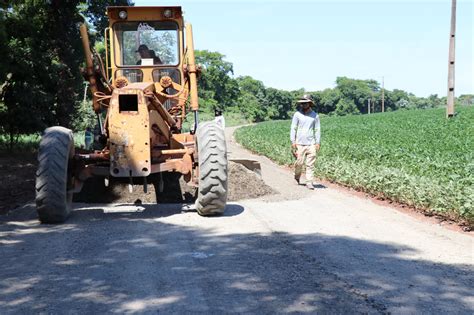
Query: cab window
113 21 179 67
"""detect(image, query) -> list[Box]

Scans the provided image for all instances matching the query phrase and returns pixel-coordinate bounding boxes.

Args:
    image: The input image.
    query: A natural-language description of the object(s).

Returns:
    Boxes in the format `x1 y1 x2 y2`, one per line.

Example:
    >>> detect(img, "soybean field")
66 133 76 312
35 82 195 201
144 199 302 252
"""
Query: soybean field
235 107 474 223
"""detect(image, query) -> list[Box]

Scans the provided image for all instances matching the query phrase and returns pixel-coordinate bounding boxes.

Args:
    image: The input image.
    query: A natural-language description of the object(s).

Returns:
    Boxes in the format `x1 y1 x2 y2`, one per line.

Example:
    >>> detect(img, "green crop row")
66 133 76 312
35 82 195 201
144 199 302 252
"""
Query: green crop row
235 107 474 224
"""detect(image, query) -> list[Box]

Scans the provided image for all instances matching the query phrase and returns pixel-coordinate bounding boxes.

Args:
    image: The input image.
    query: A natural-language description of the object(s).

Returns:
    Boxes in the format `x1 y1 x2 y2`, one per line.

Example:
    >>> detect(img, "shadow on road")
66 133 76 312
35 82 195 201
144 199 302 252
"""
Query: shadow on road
0 206 472 313
69 202 245 221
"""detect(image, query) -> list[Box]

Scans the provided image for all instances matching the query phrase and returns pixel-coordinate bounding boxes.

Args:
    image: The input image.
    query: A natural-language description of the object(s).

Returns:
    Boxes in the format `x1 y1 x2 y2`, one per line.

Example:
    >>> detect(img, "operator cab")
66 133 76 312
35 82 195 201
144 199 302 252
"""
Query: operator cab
114 21 178 67
106 7 184 86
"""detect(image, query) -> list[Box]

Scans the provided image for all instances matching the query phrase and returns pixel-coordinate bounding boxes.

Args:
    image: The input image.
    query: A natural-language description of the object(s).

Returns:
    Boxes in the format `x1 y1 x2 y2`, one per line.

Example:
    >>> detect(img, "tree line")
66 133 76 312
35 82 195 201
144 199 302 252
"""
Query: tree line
196 50 473 120
1 2 472 149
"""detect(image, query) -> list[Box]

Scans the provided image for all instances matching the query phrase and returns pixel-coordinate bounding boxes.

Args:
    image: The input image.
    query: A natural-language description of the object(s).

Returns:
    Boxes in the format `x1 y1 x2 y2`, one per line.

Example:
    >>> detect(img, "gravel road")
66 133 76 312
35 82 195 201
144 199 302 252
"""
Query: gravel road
0 127 472 314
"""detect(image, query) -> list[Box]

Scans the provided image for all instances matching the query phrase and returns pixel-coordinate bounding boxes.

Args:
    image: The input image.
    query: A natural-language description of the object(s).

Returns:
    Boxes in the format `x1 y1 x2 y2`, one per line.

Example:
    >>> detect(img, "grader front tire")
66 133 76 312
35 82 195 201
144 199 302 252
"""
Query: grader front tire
195 121 228 216
35 127 75 223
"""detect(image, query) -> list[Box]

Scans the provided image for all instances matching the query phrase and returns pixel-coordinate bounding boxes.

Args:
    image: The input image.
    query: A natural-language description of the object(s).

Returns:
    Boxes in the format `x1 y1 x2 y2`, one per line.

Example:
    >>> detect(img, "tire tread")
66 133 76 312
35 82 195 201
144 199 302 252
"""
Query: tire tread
35 126 74 223
195 122 228 216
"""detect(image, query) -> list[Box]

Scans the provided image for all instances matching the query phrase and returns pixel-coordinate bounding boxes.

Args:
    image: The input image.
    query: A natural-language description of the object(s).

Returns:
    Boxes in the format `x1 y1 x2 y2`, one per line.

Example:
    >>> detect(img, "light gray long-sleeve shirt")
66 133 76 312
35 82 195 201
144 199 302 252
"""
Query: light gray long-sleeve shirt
290 110 320 145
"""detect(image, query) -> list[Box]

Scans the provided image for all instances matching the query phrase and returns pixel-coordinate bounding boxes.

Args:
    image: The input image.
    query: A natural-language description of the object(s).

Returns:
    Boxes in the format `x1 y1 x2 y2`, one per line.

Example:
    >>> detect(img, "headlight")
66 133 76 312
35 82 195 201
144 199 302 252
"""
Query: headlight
163 9 172 18
118 10 127 19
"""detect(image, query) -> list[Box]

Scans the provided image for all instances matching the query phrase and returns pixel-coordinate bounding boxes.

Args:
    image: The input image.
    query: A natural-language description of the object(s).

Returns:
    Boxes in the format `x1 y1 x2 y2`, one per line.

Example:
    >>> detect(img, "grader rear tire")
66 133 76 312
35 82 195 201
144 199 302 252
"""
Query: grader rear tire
195 121 228 216
35 127 75 223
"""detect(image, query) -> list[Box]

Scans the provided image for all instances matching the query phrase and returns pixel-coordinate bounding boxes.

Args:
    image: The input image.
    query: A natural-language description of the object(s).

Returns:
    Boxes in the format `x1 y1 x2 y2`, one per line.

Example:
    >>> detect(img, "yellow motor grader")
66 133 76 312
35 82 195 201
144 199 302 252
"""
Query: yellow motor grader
35 6 228 223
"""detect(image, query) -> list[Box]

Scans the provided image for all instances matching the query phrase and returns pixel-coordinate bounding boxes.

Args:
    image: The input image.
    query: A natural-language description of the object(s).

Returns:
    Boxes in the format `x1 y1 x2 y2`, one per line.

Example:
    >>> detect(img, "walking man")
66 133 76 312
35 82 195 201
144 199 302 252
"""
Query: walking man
290 94 321 190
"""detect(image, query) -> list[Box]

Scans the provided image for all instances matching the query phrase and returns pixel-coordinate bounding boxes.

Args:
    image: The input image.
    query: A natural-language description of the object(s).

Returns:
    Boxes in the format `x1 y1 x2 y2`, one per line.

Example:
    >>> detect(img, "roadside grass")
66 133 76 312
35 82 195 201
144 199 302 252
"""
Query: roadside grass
235 107 474 224
0 134 41 153
0 132 87 153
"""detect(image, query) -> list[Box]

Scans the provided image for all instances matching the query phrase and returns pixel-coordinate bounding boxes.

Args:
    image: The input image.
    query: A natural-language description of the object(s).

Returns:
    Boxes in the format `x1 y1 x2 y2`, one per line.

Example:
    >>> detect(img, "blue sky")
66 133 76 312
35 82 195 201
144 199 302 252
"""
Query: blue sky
135 0 473 97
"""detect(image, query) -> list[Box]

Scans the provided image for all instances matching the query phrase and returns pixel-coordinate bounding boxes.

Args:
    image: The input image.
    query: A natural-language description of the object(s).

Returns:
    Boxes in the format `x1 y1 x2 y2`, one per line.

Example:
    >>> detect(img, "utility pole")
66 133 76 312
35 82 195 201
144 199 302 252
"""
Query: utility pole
368 99 371 114
381 76 385 112
447 0 456 117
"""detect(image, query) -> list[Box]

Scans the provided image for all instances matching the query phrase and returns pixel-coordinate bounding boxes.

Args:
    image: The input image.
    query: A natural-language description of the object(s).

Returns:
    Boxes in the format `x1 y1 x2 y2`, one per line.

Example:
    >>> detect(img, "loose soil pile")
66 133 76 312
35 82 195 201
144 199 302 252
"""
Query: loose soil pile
0 153 274 212
74 161 275 204
227 161 275 201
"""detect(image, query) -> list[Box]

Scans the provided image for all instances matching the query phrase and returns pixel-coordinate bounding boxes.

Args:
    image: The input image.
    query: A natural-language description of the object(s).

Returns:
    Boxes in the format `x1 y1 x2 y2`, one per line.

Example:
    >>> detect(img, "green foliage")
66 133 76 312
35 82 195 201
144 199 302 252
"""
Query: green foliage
195 50 239 109
0 2 81 145
335 76 378 113
235 107 474 223
335 98 359 116
1 2 82 148
458 94 474 106
387 89 410 111
193 52 454 124
0 7 7 80
0 1 467 152
264 87 294 120
81 0 134 38
194 50 297 121
0 1 134 149
237 92 267 122
0 133 40 152
310 77 449 116
71 100 97 131
312 88 341 114
235 76 267 121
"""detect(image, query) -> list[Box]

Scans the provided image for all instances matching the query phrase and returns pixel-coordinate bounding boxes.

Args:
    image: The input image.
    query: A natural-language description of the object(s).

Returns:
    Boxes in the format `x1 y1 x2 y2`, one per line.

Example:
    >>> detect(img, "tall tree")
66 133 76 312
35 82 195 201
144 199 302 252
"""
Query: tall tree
0 5 8 82
264 87 293 120
335 98 359 116
195 50 239 109
1 2 65 146
0 1 134 148
335 77 379 114
312 88 341 114
236 76 267 121
48 0 85 126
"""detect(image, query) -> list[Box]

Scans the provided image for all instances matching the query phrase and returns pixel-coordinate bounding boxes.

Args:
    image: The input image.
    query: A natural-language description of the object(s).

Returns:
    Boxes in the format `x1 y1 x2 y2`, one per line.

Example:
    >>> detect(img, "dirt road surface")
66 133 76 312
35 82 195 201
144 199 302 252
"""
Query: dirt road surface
0 127 472 313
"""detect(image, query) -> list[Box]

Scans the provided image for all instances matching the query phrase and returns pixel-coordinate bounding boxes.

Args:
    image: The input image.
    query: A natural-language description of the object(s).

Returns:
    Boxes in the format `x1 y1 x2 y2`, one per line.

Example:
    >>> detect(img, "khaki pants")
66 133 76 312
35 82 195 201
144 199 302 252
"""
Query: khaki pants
294 145 317 182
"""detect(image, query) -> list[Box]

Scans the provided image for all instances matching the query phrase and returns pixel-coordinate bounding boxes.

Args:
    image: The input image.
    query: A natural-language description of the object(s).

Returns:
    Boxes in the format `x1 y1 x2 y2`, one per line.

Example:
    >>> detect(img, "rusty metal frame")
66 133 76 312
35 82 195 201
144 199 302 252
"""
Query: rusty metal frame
77 6 201 194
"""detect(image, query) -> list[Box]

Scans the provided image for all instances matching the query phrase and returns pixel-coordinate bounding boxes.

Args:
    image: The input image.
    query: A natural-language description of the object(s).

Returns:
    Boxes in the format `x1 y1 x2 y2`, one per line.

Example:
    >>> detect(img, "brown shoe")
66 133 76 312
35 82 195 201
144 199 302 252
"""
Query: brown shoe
294 175 300 184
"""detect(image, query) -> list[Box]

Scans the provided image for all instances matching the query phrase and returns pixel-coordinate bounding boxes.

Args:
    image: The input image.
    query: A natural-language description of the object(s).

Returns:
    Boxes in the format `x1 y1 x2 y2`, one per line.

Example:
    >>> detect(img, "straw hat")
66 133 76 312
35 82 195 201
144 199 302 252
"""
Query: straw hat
297 94 314 104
